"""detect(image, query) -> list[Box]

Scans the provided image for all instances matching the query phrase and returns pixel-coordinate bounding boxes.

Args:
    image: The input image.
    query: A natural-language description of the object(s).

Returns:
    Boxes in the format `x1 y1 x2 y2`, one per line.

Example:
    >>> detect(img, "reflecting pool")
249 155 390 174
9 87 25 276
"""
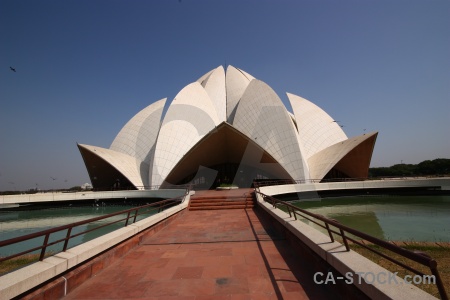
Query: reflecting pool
290 195 450 242
0 205 157 256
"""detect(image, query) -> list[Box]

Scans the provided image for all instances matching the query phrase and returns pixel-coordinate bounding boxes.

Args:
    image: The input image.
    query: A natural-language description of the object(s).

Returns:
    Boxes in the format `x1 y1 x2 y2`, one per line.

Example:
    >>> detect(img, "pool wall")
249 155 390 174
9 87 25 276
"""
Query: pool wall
0 191 193 299
0 189 187 206
259 178 450 198
254 190 437 300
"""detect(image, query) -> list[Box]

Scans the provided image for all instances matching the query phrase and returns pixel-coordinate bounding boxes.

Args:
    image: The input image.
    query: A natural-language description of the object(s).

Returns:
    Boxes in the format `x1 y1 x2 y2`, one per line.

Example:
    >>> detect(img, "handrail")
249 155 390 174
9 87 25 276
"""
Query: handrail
0 193 188 265
255 190 448 300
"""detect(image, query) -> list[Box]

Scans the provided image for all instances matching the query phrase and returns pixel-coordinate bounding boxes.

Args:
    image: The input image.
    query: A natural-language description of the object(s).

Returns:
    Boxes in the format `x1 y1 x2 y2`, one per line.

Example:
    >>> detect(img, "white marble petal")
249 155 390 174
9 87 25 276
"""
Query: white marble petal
197 69 214 86
110 99 166 164
202 66 226 122
232 79 308 181
225 65 253 123
151 82 220 186
78 144 145 188
308 132 378 180
288 93 347 160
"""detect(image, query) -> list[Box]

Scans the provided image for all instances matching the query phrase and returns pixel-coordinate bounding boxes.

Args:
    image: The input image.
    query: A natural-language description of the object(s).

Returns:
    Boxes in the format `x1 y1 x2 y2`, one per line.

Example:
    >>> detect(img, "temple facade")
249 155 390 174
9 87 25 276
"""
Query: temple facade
78 65 377 189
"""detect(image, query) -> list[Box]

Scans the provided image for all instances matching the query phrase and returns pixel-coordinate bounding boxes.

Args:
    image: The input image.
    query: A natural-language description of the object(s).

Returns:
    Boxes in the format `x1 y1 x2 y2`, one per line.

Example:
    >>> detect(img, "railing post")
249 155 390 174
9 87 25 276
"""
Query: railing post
271 197 276 208
325 223 334 242
430 263 448 300
339 228 350 251
39 233 50 261
63 228 72 251
125 211 131 226
133 209 139 223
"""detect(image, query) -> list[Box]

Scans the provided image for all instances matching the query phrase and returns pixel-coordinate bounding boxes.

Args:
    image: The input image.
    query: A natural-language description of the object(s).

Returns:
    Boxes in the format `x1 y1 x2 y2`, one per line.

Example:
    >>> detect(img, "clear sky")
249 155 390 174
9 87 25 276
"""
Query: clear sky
1 1 449 191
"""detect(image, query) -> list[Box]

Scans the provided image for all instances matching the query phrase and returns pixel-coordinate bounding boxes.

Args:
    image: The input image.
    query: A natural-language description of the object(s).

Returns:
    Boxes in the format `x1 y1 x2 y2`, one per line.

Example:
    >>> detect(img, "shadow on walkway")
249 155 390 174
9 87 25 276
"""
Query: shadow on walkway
64 208 336 299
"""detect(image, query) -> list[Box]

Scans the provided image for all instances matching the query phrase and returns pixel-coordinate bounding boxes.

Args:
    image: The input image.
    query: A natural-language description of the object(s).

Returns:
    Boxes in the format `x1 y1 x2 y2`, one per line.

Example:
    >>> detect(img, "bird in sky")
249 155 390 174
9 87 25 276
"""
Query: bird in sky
10 67 16 72
50 176 57 181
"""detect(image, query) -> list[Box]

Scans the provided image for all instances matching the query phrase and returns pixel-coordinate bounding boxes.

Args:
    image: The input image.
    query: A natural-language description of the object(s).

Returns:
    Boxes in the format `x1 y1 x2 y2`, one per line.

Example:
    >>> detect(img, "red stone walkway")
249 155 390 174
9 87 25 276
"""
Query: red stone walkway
64 208 333 299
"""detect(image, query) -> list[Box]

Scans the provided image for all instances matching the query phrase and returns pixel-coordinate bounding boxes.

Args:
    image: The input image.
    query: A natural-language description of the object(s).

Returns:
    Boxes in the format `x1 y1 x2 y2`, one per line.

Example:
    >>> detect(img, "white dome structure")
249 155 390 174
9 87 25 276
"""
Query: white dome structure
78 65 377 189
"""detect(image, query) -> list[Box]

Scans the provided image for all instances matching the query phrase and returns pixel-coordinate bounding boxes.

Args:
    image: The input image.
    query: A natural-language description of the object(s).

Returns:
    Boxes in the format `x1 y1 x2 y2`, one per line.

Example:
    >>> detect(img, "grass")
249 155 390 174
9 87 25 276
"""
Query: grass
218 183 238 187
0 251 57 276
0 253 41 276
348 241 450 298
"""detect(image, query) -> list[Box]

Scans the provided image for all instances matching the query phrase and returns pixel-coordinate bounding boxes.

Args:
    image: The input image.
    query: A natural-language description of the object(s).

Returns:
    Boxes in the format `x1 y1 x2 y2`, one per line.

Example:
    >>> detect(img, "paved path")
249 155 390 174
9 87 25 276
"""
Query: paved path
65 208 333 299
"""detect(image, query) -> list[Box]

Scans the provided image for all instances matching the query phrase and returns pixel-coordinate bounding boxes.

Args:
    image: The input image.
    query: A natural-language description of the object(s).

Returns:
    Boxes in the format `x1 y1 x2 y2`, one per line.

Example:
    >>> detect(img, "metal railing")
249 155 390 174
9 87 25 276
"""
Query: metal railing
255 190 448 300
0 194 187 266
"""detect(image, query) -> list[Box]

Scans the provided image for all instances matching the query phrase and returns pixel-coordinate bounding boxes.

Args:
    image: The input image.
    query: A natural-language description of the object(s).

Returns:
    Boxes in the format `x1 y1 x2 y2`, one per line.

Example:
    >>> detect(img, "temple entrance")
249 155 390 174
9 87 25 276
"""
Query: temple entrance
161 123 292 190
176 163 273 189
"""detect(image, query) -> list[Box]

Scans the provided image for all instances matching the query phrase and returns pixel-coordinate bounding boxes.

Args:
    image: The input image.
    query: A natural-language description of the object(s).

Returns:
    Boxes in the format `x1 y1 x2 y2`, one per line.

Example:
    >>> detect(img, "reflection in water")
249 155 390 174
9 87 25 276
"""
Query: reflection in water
291 195 450 242
0 206 157 256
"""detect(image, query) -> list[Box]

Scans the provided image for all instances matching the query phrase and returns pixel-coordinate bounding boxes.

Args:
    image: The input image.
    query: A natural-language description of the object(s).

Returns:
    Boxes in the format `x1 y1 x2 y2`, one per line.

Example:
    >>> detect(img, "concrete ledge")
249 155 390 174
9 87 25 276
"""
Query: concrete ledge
0 189 188 205
255 192 437 300
0 193 191 300
259 178 450 196
215 186 239 190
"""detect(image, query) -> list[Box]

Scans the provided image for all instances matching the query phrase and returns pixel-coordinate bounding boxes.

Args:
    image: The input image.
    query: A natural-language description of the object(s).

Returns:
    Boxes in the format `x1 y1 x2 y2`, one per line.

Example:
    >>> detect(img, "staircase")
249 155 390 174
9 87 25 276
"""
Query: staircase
189 190 255 211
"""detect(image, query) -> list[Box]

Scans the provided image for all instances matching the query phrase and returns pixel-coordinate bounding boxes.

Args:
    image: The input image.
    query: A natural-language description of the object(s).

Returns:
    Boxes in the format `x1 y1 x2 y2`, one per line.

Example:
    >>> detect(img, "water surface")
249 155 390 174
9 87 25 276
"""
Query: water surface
0 205 157 256
291 195 450 242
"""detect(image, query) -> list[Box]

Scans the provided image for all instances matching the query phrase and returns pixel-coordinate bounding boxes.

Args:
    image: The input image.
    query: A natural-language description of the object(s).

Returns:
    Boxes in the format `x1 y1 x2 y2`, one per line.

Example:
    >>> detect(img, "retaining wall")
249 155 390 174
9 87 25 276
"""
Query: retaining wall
0 192 193 300
255 189 438 299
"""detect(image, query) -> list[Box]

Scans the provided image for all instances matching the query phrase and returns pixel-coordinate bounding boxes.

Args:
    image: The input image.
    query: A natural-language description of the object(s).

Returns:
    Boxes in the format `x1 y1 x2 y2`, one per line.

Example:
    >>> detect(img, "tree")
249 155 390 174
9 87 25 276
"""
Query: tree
369 158 450 177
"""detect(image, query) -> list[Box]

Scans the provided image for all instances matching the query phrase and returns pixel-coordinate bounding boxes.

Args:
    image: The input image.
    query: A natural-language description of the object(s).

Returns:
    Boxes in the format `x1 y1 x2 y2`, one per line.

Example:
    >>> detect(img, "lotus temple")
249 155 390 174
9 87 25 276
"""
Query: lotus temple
78 65 378 190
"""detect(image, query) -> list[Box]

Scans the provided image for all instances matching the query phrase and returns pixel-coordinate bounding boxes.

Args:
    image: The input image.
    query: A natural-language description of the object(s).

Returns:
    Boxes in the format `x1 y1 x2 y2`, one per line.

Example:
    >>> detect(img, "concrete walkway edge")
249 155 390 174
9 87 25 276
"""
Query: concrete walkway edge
0 192 193 300
254 191 437 300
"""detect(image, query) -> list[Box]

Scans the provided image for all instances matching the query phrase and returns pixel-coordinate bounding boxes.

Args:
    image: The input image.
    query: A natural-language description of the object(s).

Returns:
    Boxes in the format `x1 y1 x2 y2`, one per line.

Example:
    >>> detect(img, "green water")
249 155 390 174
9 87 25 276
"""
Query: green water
290 195 450 242
0 206 157 256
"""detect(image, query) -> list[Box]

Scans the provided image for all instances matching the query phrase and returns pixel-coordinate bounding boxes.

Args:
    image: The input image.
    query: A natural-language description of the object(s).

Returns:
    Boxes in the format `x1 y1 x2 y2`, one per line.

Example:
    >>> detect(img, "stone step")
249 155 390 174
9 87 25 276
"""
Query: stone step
189 193 256 211
190 198 253 202
189 201 254 206
189 204 253 210
190 199 253 203
190 196 252 201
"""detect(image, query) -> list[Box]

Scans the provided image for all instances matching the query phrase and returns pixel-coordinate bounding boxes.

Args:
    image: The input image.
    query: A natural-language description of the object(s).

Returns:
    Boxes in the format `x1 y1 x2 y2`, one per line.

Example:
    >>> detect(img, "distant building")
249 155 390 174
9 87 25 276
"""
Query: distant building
81 183 93 190
78 65 377 189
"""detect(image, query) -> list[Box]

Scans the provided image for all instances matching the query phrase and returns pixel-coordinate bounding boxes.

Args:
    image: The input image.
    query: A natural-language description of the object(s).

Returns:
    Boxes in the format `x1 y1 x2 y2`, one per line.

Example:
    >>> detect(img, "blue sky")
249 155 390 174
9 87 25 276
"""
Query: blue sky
1 1 449 190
